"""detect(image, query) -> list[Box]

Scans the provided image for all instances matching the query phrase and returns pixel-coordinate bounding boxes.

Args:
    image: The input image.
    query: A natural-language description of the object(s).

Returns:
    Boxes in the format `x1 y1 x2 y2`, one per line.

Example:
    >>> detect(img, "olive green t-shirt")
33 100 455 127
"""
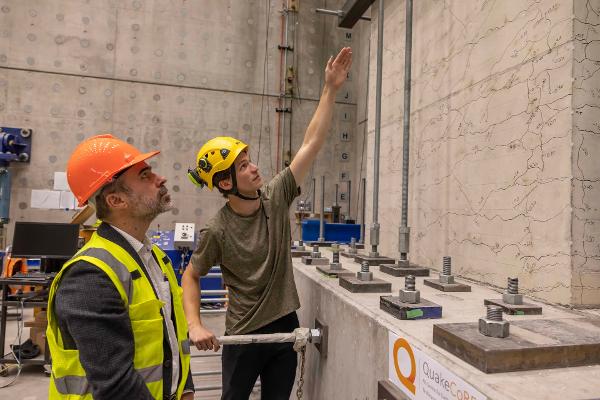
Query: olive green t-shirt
190 167 301 335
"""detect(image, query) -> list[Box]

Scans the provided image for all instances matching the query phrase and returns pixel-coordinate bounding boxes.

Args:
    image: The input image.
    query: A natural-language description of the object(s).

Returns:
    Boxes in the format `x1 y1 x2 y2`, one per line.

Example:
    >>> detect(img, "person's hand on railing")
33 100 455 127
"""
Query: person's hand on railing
189 324 220 352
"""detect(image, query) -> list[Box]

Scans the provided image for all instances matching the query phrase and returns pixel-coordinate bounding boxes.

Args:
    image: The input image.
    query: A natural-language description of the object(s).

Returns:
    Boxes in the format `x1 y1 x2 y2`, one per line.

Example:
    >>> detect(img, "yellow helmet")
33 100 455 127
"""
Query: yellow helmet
187 136 248 190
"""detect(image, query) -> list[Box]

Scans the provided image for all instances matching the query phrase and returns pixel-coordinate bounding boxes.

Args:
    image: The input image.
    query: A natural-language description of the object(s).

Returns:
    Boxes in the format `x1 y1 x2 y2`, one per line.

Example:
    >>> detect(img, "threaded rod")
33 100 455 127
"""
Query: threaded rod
361 261 370 273
507 277 519 294
442 256 451 275
486 305 503 321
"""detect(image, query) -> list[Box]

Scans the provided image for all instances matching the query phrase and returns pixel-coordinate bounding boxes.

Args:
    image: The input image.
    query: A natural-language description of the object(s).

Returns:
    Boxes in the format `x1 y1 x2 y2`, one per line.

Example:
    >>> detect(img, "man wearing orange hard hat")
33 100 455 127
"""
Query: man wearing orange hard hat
46 134 194 400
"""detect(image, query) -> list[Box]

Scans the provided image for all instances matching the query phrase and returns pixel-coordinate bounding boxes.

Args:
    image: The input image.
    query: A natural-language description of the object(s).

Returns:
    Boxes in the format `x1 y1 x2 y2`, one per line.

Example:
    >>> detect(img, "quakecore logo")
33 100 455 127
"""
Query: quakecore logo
393 338 416 394
422 361 479 400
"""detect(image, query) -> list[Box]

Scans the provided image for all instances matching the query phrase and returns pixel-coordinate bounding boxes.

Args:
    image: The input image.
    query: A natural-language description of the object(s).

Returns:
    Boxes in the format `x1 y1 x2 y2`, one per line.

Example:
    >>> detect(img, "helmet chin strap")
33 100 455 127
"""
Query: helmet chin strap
229 166 260 201
234 191 261 201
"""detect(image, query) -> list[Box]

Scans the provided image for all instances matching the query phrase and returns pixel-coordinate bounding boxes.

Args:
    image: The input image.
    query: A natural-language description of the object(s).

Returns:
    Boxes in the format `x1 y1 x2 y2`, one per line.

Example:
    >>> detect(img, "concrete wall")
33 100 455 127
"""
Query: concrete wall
572 0 600 306
0 0 363 242
362 0 600 306
294 265 390 399
5 0 599 306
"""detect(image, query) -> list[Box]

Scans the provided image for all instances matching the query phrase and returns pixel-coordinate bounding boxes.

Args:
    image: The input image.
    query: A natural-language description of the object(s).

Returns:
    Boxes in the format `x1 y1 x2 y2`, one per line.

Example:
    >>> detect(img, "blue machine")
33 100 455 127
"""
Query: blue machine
301 219 361 243
0 127 32 223
150 230 187 281
149 230 223 297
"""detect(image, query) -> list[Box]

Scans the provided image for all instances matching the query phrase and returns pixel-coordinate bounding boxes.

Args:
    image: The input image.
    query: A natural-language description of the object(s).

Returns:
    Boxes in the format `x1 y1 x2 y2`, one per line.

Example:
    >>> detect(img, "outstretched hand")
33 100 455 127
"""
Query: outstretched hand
324 47 353 91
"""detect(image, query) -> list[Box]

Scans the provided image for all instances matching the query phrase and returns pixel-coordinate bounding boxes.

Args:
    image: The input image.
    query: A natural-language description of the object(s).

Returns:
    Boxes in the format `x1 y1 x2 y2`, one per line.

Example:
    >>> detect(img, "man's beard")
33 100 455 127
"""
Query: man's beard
129 186 172 220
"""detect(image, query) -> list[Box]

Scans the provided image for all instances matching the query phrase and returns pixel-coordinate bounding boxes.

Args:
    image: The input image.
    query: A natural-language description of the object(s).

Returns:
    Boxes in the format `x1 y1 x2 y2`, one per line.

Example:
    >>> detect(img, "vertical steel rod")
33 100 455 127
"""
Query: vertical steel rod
370 0 385 255
319 175 325 241
360 177 366 244
398 0 413 261
311 177 316 213
347 180 352 221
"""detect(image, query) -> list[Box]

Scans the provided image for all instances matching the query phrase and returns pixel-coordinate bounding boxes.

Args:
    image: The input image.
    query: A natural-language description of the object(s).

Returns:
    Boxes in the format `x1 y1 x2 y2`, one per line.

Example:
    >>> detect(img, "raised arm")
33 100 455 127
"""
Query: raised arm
289 47 352 184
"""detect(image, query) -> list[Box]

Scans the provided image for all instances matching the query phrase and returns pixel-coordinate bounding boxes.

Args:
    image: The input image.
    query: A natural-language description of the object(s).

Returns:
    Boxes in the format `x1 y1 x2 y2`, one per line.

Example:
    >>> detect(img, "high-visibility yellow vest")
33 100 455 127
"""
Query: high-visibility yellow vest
46 232 191 399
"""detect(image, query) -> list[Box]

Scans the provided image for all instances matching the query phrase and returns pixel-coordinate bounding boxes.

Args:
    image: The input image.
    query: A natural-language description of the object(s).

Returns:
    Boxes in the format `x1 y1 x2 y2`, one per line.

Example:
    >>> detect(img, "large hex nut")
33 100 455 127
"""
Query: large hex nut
356 271 373 281
502 293 523 305
348 247 357 254
478 318 510 338
311 251 322 258
329 262 342 270
439 274 455 284
399 289 420 304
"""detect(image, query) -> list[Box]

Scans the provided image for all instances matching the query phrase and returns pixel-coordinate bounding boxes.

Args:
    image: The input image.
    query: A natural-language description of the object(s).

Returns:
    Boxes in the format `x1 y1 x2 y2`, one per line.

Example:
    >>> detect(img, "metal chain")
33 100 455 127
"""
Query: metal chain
296 346 306 399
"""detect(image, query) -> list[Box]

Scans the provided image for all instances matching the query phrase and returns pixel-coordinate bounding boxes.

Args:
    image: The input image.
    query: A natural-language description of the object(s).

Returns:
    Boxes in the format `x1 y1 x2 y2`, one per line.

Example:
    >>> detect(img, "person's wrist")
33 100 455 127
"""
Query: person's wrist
322 83 338 96
188 320 202 330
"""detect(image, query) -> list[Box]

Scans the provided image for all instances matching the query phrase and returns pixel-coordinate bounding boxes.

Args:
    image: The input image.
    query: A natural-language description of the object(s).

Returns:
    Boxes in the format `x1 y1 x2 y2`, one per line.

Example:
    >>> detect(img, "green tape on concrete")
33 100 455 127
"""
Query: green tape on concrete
406 309 424 319
516 310 525 315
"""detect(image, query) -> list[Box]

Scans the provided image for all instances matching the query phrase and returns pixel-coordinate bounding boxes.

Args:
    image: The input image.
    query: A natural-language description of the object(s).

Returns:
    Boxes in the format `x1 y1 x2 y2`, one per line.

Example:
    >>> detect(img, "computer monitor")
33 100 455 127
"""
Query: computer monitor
11 222 80 263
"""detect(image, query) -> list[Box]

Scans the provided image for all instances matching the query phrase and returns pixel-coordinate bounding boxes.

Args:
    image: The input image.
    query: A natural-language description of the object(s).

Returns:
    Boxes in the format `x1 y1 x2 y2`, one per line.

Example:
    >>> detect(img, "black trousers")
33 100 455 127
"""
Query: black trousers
221 312 300 400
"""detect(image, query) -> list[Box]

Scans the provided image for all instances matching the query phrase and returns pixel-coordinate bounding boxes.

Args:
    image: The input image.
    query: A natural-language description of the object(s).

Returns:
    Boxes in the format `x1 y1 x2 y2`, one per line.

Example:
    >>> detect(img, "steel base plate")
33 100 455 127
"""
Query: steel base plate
353 254 396 266
340 251 359 258
433 318 600 373
316 265 353 277
301 256 329 265
424 279 471 292
484 299 542 315
380 296 443 320
306 241 336 247
345 243 365 250
339 275 392 293
291 250 312 258
314 318 328 358
380 263 430 277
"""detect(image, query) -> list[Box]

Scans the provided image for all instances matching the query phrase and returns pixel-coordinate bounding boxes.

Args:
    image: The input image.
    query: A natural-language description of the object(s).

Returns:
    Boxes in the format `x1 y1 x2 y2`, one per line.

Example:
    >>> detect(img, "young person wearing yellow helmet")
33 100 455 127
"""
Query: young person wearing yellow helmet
182 47 352 399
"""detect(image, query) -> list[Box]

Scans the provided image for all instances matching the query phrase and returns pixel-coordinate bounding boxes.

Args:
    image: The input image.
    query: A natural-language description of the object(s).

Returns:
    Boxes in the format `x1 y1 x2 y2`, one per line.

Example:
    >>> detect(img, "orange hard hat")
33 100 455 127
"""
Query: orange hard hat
67 134 160 206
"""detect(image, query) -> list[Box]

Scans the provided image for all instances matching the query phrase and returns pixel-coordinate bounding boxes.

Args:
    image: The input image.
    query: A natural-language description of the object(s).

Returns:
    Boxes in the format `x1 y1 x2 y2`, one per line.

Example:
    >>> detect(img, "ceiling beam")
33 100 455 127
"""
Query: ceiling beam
338 0 376 28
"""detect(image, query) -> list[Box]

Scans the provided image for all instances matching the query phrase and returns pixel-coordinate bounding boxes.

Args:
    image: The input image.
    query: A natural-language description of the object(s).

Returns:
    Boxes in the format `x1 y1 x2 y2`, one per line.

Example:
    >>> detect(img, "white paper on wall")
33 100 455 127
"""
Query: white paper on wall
31 190 61 209
59 191 76 210
53 172 69 191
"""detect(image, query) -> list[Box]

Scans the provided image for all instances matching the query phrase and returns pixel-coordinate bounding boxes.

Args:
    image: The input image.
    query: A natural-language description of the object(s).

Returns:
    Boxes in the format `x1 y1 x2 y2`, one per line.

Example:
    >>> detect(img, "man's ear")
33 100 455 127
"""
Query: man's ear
218 177 233 191
105 192 128 211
